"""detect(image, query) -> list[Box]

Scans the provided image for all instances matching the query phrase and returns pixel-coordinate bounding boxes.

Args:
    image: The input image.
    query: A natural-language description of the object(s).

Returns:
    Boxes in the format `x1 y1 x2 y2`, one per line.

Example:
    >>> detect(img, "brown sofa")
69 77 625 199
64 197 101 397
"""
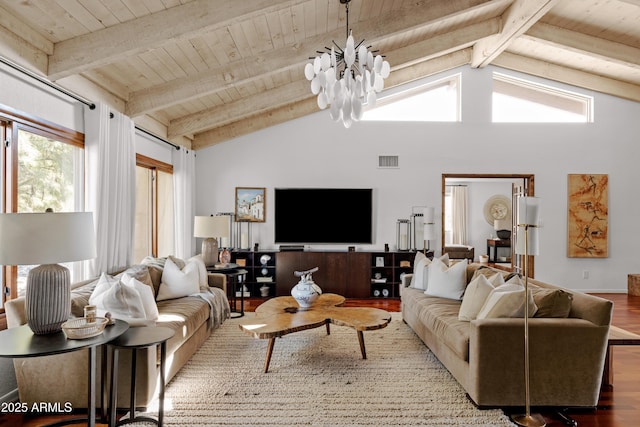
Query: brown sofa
5 260 230 409
401 262 612 408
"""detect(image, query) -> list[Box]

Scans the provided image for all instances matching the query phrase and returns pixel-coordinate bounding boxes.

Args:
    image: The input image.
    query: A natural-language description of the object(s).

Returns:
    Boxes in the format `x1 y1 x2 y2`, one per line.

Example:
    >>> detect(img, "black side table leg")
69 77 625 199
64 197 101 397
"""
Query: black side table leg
109 348 119 427
129 348 137 420
158 342 167 426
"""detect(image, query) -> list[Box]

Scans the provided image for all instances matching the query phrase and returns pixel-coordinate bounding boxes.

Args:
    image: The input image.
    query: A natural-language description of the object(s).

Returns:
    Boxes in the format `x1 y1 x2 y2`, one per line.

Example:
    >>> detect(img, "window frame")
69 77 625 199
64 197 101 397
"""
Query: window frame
135 153 173 260
1 104 84 315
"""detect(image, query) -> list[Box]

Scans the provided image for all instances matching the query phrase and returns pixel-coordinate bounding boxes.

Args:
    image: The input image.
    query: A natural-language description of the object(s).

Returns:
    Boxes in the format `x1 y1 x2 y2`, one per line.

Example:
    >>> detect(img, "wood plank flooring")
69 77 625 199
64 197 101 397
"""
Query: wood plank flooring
2 293 638 427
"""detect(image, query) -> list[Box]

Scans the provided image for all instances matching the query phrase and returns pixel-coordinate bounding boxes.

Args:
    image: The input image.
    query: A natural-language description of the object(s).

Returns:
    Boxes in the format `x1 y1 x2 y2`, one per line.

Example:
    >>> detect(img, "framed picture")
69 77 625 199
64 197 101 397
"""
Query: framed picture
567 174 608 258
375 256 385 267
235 187 266 222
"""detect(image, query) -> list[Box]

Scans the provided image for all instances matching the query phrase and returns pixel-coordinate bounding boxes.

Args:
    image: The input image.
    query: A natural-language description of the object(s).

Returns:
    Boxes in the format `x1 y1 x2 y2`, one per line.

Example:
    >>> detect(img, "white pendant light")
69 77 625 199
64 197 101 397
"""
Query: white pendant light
304 0 390 128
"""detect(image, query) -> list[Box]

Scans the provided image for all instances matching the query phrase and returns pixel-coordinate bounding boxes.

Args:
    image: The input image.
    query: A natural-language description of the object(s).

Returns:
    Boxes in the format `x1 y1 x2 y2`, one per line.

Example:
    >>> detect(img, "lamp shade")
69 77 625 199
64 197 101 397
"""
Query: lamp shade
194 215 230 239
0 212 96 265
515 197 540 256
422 207 436 241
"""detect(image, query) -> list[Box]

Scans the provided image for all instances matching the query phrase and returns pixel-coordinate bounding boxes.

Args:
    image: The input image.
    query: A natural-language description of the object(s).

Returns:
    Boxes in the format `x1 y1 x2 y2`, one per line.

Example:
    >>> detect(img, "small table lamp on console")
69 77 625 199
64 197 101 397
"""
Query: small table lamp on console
194 215 230 267
0 212 96 335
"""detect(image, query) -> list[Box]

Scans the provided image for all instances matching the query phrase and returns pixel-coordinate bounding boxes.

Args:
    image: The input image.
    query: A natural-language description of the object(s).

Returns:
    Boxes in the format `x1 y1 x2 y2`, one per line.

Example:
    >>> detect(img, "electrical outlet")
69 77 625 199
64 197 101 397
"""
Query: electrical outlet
582 271 589 279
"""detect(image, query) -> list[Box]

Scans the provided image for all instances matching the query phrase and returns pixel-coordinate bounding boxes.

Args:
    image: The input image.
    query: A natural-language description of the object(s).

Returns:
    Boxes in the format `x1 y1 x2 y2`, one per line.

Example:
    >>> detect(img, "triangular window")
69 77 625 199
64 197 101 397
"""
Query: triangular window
362 74 460 122
492 73 593 122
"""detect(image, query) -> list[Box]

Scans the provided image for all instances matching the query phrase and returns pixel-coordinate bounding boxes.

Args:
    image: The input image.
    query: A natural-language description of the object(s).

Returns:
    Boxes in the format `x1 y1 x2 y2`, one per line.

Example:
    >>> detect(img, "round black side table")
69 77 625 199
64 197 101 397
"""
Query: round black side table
0 319 128 427
107 326 175 427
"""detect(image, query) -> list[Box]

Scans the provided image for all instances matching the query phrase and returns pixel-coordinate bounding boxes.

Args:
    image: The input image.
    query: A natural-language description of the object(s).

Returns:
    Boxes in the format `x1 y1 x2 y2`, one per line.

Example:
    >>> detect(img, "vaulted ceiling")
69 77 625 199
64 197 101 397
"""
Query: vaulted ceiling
1 0 639 149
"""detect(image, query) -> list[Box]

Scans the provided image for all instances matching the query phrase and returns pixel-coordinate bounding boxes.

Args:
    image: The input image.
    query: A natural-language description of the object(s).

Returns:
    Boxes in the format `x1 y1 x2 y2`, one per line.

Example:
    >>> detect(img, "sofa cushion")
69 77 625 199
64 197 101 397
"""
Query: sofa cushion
157 257 200 301
412 293 470 361
458 273 504 321
532 288 573 318
156 295 210 356
424 257 467 300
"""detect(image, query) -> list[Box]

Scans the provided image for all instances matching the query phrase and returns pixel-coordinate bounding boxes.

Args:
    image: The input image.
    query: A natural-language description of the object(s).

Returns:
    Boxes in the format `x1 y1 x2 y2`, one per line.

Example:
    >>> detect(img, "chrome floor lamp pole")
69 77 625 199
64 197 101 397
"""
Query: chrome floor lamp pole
512 198 545 427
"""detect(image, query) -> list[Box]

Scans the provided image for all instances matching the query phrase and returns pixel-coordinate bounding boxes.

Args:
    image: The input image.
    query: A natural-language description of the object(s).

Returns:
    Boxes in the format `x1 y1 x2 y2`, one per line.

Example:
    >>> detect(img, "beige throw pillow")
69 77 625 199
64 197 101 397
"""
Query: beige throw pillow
458 273 505 321
476 276 538 319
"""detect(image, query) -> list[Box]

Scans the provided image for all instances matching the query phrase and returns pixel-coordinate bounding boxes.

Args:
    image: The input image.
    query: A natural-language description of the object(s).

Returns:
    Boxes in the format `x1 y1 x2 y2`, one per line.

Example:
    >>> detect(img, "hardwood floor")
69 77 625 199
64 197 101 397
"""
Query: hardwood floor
2 293 638 427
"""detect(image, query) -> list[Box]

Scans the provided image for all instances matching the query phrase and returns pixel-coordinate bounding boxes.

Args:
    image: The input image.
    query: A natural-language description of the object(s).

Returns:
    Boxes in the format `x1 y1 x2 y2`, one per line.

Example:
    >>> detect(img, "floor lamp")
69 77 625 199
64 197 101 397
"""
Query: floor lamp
512 196 545 427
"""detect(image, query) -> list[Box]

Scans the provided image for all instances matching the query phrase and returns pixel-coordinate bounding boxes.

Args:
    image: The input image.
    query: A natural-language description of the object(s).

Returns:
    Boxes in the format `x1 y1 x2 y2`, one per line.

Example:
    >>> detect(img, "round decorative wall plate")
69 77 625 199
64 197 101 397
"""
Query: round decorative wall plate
483 195 511 225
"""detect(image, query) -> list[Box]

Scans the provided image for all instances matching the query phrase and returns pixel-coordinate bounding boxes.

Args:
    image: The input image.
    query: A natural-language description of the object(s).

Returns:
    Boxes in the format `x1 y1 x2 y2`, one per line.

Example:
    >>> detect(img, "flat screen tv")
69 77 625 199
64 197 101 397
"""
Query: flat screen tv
274 188 373 244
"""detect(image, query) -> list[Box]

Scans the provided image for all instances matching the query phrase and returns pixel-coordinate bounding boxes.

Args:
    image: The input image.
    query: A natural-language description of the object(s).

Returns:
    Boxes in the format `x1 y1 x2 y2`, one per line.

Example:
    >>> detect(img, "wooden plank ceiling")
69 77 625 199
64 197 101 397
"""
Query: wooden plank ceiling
0 0 639 149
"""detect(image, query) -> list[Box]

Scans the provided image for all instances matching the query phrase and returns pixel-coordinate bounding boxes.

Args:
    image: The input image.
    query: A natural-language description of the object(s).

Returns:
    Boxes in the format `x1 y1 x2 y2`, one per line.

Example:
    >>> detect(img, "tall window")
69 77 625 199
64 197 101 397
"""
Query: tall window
1 108 84 310
134 154 174 263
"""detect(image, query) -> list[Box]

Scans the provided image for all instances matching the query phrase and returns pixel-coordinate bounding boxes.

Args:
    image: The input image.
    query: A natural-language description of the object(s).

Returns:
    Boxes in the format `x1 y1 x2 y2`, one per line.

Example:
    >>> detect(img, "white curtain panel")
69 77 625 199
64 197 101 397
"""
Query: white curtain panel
172 147 196 259
84 103 136 276
451 186 468 245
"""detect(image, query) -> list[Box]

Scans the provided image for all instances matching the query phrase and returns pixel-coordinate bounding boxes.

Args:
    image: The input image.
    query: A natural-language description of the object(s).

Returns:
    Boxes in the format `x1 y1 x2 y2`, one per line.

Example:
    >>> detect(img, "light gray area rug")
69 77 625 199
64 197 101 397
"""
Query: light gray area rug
146 313 513 426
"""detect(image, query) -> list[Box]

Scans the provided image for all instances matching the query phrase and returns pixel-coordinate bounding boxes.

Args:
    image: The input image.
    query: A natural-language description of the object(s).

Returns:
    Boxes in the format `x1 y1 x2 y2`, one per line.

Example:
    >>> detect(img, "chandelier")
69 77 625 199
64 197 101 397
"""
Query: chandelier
304 0 390 128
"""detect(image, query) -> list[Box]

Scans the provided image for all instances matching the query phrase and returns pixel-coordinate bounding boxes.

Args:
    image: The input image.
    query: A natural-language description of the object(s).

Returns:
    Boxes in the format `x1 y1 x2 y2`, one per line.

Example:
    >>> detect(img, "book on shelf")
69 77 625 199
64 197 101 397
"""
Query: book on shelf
371 278 387 283
256 276 273 282
235 291 251 297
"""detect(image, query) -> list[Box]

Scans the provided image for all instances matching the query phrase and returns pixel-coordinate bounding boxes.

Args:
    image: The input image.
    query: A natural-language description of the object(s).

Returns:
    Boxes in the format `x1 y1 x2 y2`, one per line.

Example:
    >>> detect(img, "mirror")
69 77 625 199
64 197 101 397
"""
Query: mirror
441 173 535 273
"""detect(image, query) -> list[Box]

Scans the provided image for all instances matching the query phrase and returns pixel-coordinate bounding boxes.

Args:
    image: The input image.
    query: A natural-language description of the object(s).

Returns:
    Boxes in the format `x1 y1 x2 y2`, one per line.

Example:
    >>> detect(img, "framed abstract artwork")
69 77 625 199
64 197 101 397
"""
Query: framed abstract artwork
235 187 266 222
567 174 608 258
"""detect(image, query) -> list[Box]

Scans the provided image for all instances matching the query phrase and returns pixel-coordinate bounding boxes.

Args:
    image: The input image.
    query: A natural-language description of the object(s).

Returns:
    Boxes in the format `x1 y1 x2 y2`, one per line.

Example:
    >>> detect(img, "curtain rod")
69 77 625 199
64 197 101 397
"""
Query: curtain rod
1 56 180 151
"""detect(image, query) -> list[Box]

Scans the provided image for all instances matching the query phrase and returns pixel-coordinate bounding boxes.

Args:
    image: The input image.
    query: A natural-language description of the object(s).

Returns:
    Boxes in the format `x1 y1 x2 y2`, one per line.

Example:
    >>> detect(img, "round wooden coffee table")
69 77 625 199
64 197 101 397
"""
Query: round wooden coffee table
239 293 391 372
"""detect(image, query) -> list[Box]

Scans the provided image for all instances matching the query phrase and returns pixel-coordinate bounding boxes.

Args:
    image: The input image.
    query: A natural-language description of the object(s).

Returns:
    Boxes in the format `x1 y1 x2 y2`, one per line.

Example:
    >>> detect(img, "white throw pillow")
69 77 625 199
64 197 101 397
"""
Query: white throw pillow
458 273 505 321
424 257 467 300
408 252 426 288
410 253 450 290
89 273 147 321
156 257 200 301
188 254 209 290
125 278 159 324
476 278 538 319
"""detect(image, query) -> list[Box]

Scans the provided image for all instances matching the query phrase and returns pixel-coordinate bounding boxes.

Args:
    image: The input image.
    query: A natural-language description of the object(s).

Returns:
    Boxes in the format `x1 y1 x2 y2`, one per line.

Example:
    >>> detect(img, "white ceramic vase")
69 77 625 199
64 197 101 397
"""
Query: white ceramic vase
291 268 322 308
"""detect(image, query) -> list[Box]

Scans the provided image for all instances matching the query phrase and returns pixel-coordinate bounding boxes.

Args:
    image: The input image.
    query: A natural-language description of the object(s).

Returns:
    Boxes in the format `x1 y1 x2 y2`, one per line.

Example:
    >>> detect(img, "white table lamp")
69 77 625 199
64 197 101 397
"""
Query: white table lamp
0 212 96 335
194 215 230 266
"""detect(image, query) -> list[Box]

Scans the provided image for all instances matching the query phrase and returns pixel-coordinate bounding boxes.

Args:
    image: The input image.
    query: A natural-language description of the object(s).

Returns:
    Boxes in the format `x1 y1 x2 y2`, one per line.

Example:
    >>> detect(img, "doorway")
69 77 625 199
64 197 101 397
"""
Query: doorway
441 173 535 274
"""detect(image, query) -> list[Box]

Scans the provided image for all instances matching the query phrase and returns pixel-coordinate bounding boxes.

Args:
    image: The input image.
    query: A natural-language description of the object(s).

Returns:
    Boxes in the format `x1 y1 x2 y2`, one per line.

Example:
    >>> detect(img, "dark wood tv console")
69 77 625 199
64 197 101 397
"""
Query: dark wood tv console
232 249 421 299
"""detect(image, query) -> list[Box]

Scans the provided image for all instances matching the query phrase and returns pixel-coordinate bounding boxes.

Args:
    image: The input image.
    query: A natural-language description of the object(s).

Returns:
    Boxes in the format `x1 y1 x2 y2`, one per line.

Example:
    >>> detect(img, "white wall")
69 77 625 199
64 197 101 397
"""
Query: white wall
195 65 640 292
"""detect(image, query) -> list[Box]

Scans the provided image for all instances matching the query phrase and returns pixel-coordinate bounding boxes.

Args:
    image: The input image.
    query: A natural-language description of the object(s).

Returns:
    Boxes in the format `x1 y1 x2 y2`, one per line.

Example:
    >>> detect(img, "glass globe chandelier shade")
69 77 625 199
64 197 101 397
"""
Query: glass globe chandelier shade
304 2 390 128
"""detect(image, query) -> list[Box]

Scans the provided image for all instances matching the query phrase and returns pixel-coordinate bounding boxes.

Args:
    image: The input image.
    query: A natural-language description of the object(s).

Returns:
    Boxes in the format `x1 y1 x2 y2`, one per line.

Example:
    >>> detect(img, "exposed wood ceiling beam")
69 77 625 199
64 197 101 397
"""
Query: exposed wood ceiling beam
525 22 640 70
493 52 640 102
471 0 561 68
47 0 310 81
126 0 502 117
168 21 486 138
0 24 49 76
191 49 472 149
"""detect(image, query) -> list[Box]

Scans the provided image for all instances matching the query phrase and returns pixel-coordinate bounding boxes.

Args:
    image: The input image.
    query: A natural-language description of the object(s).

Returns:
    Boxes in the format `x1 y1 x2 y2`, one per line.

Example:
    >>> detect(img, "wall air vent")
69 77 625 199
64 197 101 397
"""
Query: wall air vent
378 155 399 168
